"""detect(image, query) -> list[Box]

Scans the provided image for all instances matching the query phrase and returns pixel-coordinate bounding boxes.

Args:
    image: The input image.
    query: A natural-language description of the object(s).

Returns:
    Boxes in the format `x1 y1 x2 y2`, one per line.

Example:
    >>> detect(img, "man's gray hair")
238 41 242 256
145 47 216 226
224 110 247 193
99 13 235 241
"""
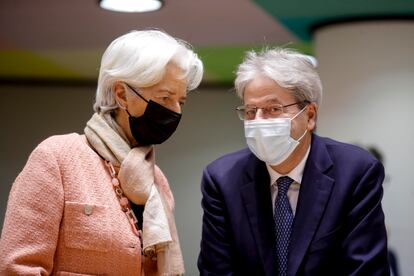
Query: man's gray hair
235 48 322 107
94 29 204 113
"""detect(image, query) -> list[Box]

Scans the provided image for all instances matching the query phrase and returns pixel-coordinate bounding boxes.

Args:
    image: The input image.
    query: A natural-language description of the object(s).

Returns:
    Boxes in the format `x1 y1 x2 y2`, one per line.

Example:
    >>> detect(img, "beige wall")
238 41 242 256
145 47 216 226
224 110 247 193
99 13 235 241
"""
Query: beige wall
315 21 414 276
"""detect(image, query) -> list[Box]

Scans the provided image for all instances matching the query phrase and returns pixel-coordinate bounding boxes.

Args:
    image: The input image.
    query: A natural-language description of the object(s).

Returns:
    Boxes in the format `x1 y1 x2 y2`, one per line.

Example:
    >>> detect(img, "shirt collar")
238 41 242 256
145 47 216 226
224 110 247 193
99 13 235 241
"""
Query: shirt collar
267 145 311 186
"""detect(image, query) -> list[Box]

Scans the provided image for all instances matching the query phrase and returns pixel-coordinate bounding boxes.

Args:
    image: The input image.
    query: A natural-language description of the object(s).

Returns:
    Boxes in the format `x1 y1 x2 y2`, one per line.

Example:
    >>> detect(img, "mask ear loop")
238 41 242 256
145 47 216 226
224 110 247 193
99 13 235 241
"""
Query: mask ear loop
291 104 309 142
124 83 149 103
296 128 308 142
291 105 308 121
115 98 135 117
117 102 134 118
116 83 144 117
117 101 127 110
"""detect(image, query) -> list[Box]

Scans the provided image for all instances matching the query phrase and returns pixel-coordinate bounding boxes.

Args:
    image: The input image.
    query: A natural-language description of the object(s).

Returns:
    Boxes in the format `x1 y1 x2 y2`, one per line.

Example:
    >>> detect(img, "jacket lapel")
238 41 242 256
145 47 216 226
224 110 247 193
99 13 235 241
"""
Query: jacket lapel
288 135 335 276
240 158 276 276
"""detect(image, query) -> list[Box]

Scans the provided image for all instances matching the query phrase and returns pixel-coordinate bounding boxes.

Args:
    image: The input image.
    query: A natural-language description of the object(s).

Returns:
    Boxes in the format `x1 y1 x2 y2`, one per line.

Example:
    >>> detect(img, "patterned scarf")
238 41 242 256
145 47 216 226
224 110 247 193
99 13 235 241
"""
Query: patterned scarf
84 112 184 275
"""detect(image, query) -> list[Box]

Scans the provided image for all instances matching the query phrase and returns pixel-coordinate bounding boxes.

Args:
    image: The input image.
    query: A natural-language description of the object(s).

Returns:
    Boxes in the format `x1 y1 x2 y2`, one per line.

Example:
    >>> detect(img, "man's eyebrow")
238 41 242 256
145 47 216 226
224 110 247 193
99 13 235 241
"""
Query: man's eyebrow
245 98 281 107
266 98 281 104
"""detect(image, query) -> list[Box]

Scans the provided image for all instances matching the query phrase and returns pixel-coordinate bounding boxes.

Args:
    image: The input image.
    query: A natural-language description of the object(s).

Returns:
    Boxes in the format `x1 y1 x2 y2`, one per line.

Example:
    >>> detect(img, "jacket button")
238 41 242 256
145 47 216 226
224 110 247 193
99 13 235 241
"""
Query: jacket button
84 204 93 216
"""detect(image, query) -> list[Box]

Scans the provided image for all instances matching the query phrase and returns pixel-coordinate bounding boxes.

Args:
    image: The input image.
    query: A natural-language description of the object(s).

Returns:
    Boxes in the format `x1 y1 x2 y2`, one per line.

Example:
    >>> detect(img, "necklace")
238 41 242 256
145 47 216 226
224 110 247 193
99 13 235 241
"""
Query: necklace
105 160 143 248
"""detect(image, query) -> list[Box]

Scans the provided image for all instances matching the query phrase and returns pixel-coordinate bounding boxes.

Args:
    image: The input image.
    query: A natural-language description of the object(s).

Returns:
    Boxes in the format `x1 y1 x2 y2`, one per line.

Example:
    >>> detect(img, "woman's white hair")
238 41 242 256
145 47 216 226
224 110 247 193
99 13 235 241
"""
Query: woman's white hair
235 48 322 107
94 29 204 113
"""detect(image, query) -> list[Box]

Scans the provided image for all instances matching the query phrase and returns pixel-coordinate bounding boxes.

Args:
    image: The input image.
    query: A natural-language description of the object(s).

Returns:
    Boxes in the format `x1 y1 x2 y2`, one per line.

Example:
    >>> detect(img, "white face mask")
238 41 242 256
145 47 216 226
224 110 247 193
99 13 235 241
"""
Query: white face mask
244 107 307 166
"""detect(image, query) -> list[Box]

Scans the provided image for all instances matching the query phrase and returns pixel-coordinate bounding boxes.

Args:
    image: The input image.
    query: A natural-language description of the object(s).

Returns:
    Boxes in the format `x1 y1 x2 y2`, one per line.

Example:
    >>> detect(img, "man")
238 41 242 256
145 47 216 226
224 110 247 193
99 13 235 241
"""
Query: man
198 48 389 275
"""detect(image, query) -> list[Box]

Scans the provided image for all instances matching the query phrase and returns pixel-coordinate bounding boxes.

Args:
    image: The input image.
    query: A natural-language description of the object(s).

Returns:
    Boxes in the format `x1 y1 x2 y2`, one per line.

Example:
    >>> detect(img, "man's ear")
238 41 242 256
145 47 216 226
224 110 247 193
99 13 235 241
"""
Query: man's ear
113 82 128 109
307 102 318 131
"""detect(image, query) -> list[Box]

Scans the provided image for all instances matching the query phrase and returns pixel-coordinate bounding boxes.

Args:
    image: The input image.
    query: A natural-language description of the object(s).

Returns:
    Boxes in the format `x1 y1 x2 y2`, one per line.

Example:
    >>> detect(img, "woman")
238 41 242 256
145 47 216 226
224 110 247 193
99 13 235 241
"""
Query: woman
0 29 203 275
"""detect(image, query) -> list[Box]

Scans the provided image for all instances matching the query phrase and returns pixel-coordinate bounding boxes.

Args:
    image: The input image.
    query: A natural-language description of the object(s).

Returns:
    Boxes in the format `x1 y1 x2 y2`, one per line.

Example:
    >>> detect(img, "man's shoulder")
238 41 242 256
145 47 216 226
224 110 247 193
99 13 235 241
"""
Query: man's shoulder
208 147 252 165
313 134 378 164
202 148 259 190
205 147 256 174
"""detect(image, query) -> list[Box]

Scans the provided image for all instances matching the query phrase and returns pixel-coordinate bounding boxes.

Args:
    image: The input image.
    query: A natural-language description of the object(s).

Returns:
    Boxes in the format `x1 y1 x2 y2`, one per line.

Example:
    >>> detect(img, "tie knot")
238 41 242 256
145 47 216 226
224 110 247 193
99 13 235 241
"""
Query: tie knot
276 176 293 194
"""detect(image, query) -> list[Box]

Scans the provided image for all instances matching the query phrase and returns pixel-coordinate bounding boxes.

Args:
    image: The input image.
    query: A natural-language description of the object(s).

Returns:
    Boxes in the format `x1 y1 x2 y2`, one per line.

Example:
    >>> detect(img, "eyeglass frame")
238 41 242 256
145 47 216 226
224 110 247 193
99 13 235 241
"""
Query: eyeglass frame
235 100 309 120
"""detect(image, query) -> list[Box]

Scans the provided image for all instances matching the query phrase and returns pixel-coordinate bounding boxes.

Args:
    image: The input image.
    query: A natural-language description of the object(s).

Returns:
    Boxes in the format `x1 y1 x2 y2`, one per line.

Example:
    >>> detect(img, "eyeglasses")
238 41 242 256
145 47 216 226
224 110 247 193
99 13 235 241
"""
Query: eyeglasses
235 101 307 120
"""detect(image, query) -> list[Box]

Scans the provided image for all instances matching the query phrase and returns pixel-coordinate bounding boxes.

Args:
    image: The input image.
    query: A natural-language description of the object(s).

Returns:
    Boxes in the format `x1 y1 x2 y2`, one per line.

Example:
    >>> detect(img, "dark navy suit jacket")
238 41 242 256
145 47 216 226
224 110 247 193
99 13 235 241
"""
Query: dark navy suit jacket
198 134 390 276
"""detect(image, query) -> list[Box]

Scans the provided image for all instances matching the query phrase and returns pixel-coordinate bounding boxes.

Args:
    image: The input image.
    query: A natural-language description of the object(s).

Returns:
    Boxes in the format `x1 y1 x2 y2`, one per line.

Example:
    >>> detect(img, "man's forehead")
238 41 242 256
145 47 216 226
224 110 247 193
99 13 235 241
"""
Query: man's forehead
245 98 281 106
244 94 283 104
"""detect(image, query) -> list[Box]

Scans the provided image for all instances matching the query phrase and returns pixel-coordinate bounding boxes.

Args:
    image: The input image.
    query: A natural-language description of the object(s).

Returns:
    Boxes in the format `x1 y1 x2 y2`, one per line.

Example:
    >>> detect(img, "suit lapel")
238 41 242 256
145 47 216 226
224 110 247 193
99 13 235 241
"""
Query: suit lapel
240 159 276 276
288 135 335 276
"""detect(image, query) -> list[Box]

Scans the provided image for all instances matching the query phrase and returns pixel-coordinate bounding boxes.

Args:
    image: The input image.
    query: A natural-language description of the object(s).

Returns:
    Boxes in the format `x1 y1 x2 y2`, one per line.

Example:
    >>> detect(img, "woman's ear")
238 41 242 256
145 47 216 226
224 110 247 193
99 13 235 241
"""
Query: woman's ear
113 82 128 109
306 102 318 131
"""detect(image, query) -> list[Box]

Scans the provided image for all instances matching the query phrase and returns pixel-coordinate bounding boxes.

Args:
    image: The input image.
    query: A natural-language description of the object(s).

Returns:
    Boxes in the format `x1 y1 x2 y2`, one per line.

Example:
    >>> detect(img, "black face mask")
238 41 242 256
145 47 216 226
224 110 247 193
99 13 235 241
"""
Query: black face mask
125 84 182 146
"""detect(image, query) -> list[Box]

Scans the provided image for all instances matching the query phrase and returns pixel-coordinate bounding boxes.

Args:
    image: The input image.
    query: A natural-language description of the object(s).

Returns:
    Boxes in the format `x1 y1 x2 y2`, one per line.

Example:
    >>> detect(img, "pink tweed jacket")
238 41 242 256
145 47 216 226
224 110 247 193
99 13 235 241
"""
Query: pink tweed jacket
0 133 175 275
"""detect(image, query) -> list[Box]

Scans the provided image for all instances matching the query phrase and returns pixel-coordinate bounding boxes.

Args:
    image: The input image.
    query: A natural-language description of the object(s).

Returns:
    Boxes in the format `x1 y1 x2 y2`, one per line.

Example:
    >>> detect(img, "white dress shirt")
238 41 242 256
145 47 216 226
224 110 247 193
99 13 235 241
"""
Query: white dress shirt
266 146 311 216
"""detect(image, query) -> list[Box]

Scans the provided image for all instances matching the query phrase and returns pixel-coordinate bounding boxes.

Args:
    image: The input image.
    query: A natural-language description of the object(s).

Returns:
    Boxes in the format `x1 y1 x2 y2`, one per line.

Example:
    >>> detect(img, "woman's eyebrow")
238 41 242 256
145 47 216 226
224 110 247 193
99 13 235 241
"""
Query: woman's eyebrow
157 89 175 95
